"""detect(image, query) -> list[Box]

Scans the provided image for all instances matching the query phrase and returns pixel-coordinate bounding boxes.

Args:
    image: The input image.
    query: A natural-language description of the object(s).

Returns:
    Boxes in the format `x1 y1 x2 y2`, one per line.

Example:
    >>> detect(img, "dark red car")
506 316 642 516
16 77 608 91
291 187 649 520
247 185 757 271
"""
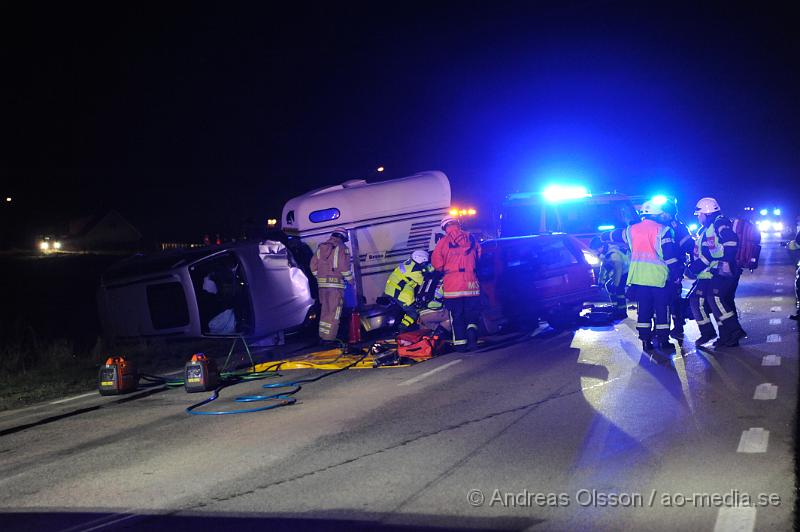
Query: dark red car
478 233 602 332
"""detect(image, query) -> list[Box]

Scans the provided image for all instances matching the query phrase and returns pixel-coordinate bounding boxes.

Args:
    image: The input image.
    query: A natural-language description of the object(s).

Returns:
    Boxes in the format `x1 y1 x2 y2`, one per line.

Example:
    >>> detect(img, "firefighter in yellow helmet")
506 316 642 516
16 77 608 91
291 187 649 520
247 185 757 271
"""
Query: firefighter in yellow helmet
310 227 352 345
384 250 433 331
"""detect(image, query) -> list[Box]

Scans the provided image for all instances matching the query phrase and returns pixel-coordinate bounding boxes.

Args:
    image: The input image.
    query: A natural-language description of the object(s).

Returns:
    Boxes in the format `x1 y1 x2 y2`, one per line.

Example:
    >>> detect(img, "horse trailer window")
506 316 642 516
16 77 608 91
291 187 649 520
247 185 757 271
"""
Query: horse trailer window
309 208 341 223
146 282 189 329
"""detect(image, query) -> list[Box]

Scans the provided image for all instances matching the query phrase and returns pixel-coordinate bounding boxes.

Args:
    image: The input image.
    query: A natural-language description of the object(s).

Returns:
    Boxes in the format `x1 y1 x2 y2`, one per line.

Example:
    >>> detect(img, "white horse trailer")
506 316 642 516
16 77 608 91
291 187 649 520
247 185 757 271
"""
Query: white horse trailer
281 171 451 309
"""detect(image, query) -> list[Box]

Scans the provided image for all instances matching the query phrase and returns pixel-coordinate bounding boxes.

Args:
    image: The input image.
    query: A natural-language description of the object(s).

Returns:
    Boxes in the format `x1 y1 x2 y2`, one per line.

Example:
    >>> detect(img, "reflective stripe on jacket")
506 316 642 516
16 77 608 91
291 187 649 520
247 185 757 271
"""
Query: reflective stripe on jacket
310 238 352 289
624 219 673 288
431 227 480 298
384 259 432 306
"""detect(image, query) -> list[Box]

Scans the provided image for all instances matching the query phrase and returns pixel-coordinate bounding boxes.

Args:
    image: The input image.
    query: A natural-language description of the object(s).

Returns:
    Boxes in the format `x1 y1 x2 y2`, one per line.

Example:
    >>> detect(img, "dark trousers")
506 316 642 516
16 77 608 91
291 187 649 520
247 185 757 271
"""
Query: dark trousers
794 264 800 312
634 285 670 341
445 297 481 348
668 279 685 329
690 277 745 341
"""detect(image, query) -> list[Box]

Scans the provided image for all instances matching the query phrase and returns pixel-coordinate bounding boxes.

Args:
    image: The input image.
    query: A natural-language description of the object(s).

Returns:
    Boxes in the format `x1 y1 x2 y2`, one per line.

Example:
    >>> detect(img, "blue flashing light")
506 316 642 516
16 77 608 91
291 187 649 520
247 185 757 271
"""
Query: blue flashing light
542 184 590 203
688 223 699 231
597 224 616 231
651 195 668 206
759 209 768 216
773 208 781 216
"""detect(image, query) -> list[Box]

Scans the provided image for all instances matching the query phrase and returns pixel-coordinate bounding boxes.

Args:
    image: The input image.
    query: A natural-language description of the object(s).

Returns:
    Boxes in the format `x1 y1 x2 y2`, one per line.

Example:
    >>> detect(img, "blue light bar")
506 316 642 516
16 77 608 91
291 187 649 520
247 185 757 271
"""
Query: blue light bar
597 224 615 231
759 209 768 216
542 184 590 203
651 195 668 206
773 208 781 216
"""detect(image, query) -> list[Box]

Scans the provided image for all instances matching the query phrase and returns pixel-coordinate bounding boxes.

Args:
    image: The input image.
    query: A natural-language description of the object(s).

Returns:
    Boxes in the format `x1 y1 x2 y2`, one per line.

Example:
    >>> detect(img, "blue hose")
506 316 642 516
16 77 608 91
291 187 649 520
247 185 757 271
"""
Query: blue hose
186 350 368 415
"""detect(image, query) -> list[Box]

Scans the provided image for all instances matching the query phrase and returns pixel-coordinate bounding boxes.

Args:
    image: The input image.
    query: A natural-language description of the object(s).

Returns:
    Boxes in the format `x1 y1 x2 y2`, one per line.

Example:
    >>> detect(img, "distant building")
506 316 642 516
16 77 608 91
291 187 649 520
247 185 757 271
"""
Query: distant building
66 210 143 251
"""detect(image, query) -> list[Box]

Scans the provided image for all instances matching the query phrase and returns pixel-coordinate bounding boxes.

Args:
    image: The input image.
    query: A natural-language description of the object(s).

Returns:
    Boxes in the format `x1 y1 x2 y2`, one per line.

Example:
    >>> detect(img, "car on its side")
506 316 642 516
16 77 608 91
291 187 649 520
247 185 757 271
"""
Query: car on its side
478 233 601 332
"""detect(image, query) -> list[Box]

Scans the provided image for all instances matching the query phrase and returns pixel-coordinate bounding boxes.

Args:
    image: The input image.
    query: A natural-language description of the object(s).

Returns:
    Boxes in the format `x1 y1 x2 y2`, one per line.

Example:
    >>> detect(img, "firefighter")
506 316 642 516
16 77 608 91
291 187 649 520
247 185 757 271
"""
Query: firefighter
685 197 748 348
659 198 694 339
616 200 681 354
310 227 352 345
592 231 630 320
431 216 481 352
781 229 800 320
384 250 433 331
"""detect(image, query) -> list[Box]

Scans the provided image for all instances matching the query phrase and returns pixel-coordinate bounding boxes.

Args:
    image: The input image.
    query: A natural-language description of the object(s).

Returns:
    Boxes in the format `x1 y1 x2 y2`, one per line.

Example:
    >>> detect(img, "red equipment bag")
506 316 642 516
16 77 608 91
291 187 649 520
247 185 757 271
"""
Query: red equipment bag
396 329 445 362
732 218 761 270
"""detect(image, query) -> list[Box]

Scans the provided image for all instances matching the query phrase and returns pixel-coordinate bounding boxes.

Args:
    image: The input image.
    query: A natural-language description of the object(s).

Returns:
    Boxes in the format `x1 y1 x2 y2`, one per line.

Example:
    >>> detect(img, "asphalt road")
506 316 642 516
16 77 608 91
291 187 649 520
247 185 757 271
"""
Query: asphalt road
0 240 796 531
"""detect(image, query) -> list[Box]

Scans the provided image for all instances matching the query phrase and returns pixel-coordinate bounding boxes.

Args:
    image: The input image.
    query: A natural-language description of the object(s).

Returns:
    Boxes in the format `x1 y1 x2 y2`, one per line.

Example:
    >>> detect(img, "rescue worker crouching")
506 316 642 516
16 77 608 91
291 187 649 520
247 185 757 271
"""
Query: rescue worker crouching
614 200 682 355
431 216 481 352
384 250 434 331
685 197 748 348
592 231 630 321
310 227 353 346
659 199 695 339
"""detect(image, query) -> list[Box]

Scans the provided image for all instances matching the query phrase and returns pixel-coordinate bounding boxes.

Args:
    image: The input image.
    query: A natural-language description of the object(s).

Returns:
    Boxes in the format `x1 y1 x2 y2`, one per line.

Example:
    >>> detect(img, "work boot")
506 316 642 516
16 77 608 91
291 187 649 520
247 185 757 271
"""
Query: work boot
669 326 684 340
720 328 747 347
466 328 479 351
612 308 628 321
695 333 716 346
653 337 676 353
789 313 799 321
641 338 654 353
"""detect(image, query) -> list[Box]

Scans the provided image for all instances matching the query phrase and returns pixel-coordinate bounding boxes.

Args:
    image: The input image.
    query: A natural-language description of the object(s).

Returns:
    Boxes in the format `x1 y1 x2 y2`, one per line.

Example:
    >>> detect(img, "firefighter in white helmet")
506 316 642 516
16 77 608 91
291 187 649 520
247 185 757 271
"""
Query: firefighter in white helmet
431 216 481 351
383 250 434 331
685 197 747 348
310 227 352 345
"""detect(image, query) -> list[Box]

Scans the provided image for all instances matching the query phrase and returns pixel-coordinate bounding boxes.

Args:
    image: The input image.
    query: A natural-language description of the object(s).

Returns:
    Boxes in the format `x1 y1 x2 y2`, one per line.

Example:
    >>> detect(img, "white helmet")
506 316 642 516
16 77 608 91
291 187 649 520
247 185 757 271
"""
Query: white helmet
411 250 429 264
639 200 664 216
331 227 349 242
440 216 459 231
694 197 721 215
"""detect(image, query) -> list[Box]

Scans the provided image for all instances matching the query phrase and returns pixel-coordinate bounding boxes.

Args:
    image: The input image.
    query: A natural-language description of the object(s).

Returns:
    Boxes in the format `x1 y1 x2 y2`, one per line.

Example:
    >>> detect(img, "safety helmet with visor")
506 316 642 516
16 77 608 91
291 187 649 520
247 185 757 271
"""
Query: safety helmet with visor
330 227 349 242
693 197 721 215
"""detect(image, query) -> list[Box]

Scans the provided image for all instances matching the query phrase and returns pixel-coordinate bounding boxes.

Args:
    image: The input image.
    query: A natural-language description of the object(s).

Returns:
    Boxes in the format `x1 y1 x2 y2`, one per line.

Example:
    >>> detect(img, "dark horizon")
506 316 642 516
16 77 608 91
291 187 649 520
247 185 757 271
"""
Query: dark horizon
2 2 799 244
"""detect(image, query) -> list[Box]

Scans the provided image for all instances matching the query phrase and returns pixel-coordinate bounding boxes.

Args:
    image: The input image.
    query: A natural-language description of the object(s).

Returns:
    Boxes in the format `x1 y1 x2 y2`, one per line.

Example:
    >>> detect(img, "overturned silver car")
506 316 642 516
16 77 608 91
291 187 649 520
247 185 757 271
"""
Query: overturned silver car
97 240 316 341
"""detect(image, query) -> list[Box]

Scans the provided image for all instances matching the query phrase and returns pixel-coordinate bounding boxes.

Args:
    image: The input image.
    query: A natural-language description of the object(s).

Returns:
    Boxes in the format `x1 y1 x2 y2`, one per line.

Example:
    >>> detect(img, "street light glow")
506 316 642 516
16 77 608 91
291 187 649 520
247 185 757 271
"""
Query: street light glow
5 197 10 203
376 166 385 172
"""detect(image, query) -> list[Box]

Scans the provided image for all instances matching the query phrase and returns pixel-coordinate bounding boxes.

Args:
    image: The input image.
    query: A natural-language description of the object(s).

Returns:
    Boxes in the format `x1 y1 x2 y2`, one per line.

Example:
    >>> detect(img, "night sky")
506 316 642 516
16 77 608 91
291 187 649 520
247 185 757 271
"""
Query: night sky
2 2 799 243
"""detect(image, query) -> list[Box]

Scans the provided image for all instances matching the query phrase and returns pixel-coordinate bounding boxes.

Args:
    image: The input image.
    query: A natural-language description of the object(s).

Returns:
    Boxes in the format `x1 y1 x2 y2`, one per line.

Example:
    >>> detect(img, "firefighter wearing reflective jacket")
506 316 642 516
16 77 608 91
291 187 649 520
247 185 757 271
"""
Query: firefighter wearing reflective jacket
659 199 694 339
431 216 481 352
782 230 800 320
618 200 681 354
384 250 433 331
685 197 748 348
310 227 353 343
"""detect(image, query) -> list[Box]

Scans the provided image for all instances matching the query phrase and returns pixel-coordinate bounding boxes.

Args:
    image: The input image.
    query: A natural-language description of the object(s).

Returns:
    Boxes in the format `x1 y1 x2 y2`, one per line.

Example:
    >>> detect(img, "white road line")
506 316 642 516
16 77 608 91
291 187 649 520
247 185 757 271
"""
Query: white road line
761 355 781 366
770 306 782 312
714 506 757 532
737 428 769 453
770 297 782 301
49 392 98 405
775 282 784 285
766 334 781 343
399 359 463 386
774 288 784 293
753 383 778 400
769 318 782 325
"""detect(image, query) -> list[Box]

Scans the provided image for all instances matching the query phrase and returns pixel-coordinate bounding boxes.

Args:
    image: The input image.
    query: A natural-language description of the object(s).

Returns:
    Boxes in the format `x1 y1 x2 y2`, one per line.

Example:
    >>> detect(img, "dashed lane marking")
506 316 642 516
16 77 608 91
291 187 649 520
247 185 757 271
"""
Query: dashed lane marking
761 355 781 366
737 428 769 453
769 318 782 325
769 306 782 312
766 334 781 343
713 506 756 532
770 297 782 301
399 359 463 386
753 383 778 400
50 392 98 405
774 288 784 293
